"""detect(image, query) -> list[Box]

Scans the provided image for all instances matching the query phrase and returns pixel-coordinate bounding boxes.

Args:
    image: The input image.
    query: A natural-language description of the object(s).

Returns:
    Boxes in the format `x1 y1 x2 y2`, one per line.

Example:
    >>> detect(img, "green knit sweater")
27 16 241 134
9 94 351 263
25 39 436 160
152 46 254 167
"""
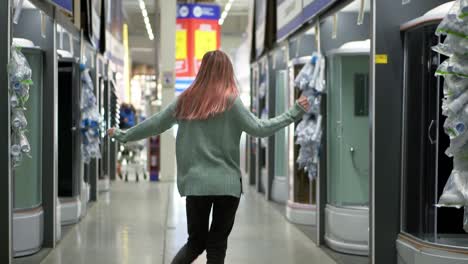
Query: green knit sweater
113 97 306 197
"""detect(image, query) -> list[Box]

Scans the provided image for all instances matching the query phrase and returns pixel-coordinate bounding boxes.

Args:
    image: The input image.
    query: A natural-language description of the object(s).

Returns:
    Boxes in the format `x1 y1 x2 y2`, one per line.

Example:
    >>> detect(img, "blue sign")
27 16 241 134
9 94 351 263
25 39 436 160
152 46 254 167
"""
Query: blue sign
50 0 73 13
177 3 221 20
277 0 336 41
175 77 195 95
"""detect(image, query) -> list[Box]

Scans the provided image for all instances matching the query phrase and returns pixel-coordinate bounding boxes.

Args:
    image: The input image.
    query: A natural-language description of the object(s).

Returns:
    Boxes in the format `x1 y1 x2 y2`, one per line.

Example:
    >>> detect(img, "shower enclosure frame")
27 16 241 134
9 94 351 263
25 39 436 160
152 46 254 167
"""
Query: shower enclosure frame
286 55 317 226
325 45 370 256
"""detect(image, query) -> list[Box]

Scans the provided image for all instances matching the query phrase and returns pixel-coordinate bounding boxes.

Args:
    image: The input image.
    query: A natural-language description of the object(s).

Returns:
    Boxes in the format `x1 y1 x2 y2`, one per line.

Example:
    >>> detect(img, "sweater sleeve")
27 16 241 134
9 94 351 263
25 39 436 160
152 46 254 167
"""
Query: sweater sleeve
232 97 306 138
112 100 178 143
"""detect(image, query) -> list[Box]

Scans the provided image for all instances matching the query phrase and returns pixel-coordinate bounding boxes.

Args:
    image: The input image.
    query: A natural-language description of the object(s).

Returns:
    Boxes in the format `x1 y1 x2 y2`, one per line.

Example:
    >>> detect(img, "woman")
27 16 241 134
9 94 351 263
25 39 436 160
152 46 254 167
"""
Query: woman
108 50 310 264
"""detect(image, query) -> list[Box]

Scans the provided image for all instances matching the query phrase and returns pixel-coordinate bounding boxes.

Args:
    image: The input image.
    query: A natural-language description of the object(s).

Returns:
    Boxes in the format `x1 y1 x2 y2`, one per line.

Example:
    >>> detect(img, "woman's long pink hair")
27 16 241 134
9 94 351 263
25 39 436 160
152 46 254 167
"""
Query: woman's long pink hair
175 50 239 120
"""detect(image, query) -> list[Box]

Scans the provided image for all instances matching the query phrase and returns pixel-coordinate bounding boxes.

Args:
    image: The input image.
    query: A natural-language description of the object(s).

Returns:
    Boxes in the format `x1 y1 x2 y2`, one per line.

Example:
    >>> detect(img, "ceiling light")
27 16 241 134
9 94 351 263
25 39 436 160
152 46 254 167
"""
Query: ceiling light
225 2 232 12
218 0 234 26
139 0 153 41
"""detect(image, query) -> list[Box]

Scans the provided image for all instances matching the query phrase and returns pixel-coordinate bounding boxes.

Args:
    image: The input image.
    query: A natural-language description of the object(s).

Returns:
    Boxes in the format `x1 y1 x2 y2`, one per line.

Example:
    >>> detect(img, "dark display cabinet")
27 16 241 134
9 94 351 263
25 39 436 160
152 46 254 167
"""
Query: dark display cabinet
398 9 468 263
58 59 82 198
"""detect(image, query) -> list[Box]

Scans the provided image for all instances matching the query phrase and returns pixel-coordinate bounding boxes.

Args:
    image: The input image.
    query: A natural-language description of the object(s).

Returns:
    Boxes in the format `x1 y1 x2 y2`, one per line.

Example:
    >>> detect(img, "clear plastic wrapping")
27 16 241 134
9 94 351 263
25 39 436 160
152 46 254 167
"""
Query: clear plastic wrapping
443 75 468 100
294 53 326 180
458 0 468 19
436 1 468 38
436 56 468 78
432 34 468 57
80 67 102 163
8 47 33 167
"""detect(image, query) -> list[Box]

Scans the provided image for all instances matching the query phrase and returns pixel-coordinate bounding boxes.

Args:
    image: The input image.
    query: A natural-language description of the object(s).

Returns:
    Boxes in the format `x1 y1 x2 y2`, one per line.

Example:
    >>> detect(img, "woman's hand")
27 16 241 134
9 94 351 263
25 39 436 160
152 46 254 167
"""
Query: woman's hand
107 127 116 137
297 95 310 112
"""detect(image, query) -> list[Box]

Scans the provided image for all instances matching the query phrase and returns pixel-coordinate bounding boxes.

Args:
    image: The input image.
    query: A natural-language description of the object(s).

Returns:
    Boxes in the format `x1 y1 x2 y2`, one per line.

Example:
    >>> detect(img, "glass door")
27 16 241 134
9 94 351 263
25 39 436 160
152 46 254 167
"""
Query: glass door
13 48 43 210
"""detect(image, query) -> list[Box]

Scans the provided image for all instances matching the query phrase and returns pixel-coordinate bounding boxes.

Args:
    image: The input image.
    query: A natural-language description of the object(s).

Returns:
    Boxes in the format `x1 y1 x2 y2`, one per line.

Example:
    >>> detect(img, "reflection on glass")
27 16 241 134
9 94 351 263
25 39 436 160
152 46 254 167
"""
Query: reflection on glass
275 70 287 179
14 49 43 209
327 54 369 207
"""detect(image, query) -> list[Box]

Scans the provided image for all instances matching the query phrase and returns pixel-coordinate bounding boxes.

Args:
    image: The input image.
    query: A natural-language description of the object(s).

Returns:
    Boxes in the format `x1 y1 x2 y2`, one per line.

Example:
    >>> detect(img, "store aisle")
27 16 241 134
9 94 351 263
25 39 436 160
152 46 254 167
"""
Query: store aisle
41 181 336 264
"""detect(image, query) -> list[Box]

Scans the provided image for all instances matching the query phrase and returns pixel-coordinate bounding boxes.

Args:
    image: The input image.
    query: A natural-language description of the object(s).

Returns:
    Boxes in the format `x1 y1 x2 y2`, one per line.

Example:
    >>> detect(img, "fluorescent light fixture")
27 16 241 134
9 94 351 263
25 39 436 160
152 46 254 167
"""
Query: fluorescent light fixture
139 0 154 41
225 2 232 12
218 0 235 26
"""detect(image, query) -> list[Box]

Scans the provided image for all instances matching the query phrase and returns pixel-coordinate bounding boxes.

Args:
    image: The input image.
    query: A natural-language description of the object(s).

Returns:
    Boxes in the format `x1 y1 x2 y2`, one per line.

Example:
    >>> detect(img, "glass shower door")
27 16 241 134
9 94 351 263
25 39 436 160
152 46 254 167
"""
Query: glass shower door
326 52 370 256
14 48 43 210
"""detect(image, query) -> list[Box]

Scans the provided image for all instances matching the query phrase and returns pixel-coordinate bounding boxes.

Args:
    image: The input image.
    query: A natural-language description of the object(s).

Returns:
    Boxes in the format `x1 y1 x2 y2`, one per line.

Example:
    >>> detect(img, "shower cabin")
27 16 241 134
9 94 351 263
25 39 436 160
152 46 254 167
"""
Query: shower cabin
286 56 317 225
248 62 258 186
397 3 468 263
271 46 289 203
256 56 270 194
12 47 44 257
326 40 370 256
57 57 83 225
109 78 119 180
97 57 110 191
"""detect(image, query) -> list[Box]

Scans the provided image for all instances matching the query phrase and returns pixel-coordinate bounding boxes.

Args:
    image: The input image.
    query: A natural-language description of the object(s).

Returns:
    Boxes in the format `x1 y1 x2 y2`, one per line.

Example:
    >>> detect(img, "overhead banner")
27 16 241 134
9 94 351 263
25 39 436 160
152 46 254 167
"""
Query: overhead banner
49 0 73 13
277 0 335 41
176 3 221 94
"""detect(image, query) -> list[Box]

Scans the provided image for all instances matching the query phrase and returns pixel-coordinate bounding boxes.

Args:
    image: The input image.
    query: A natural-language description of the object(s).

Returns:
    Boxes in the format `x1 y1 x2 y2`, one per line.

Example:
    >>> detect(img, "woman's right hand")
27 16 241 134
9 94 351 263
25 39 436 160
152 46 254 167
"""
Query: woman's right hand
107 127 116 137
297 95 310 112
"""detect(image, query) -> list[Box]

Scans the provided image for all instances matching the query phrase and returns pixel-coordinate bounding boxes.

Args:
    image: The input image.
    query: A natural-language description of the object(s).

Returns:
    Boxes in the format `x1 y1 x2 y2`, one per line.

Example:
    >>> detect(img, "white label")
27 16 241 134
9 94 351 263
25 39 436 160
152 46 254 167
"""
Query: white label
277 0 302 30
255 24 266 53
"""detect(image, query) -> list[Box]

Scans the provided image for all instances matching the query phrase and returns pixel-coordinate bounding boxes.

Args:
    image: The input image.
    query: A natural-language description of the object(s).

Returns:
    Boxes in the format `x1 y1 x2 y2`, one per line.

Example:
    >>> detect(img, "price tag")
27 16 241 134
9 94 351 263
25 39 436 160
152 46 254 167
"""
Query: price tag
375 54 388 64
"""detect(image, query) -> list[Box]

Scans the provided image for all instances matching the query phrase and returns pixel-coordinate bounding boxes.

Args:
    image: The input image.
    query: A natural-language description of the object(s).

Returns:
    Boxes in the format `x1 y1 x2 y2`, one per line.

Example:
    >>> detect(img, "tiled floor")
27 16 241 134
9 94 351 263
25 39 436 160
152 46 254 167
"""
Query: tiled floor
41 180 336 264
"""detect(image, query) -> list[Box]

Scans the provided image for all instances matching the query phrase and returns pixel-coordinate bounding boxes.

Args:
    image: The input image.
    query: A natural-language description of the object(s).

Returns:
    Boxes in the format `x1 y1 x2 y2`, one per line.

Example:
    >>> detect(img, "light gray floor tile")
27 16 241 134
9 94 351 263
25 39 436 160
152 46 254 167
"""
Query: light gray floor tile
42 180 336 264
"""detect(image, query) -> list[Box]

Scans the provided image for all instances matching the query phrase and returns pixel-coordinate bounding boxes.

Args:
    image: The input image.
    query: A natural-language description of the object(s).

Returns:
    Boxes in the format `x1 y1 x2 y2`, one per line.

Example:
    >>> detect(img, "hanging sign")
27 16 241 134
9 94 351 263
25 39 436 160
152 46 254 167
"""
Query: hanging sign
175 3 221 94
277 0 336 41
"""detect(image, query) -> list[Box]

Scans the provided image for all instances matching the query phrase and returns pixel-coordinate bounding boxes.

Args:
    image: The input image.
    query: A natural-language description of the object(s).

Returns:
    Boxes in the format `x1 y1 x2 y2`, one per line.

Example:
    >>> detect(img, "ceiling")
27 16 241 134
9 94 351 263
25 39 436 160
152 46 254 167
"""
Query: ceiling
123 0 250 66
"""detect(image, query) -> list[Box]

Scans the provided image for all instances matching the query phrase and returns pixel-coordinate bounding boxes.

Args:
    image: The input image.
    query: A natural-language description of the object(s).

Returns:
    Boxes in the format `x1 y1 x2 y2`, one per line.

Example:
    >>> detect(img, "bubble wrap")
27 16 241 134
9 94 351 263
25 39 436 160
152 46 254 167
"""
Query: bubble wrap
436 1 468 38
293 53 325 180
80 67 102 163
8 47 33 167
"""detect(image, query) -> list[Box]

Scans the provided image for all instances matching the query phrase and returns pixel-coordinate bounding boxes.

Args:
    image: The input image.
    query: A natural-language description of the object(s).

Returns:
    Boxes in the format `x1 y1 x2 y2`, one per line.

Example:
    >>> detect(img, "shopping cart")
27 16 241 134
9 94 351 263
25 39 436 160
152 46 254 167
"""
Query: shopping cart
118 140 148 182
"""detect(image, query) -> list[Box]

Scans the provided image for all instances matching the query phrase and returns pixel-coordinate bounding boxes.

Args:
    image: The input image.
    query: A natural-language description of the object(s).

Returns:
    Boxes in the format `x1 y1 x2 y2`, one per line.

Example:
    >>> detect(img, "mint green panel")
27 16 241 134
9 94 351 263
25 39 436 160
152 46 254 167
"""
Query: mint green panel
14 49 43 209
327 56 343 206
327 55 369 207
275 70 288 178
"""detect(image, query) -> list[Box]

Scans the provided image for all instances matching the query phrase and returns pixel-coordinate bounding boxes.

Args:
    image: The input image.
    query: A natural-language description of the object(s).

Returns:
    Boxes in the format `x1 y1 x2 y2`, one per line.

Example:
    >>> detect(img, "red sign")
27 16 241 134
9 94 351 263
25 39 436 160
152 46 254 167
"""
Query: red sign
175 4 221 93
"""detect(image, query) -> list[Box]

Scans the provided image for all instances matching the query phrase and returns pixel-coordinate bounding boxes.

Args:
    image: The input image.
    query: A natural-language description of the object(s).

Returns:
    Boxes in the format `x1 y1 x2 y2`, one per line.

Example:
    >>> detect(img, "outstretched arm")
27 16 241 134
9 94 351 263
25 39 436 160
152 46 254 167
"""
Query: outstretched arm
233 96 308 137
110 101 178 143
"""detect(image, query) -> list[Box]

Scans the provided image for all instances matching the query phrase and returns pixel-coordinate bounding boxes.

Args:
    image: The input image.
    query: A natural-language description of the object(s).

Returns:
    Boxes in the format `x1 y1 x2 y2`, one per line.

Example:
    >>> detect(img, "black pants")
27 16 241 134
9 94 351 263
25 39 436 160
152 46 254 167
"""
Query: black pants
171 195 240 264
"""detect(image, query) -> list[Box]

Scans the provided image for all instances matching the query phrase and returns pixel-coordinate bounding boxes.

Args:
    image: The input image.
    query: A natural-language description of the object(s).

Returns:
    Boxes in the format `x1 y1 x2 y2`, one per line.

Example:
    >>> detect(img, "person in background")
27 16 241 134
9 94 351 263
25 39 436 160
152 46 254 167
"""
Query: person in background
108 50 310 264
119 103 136 129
